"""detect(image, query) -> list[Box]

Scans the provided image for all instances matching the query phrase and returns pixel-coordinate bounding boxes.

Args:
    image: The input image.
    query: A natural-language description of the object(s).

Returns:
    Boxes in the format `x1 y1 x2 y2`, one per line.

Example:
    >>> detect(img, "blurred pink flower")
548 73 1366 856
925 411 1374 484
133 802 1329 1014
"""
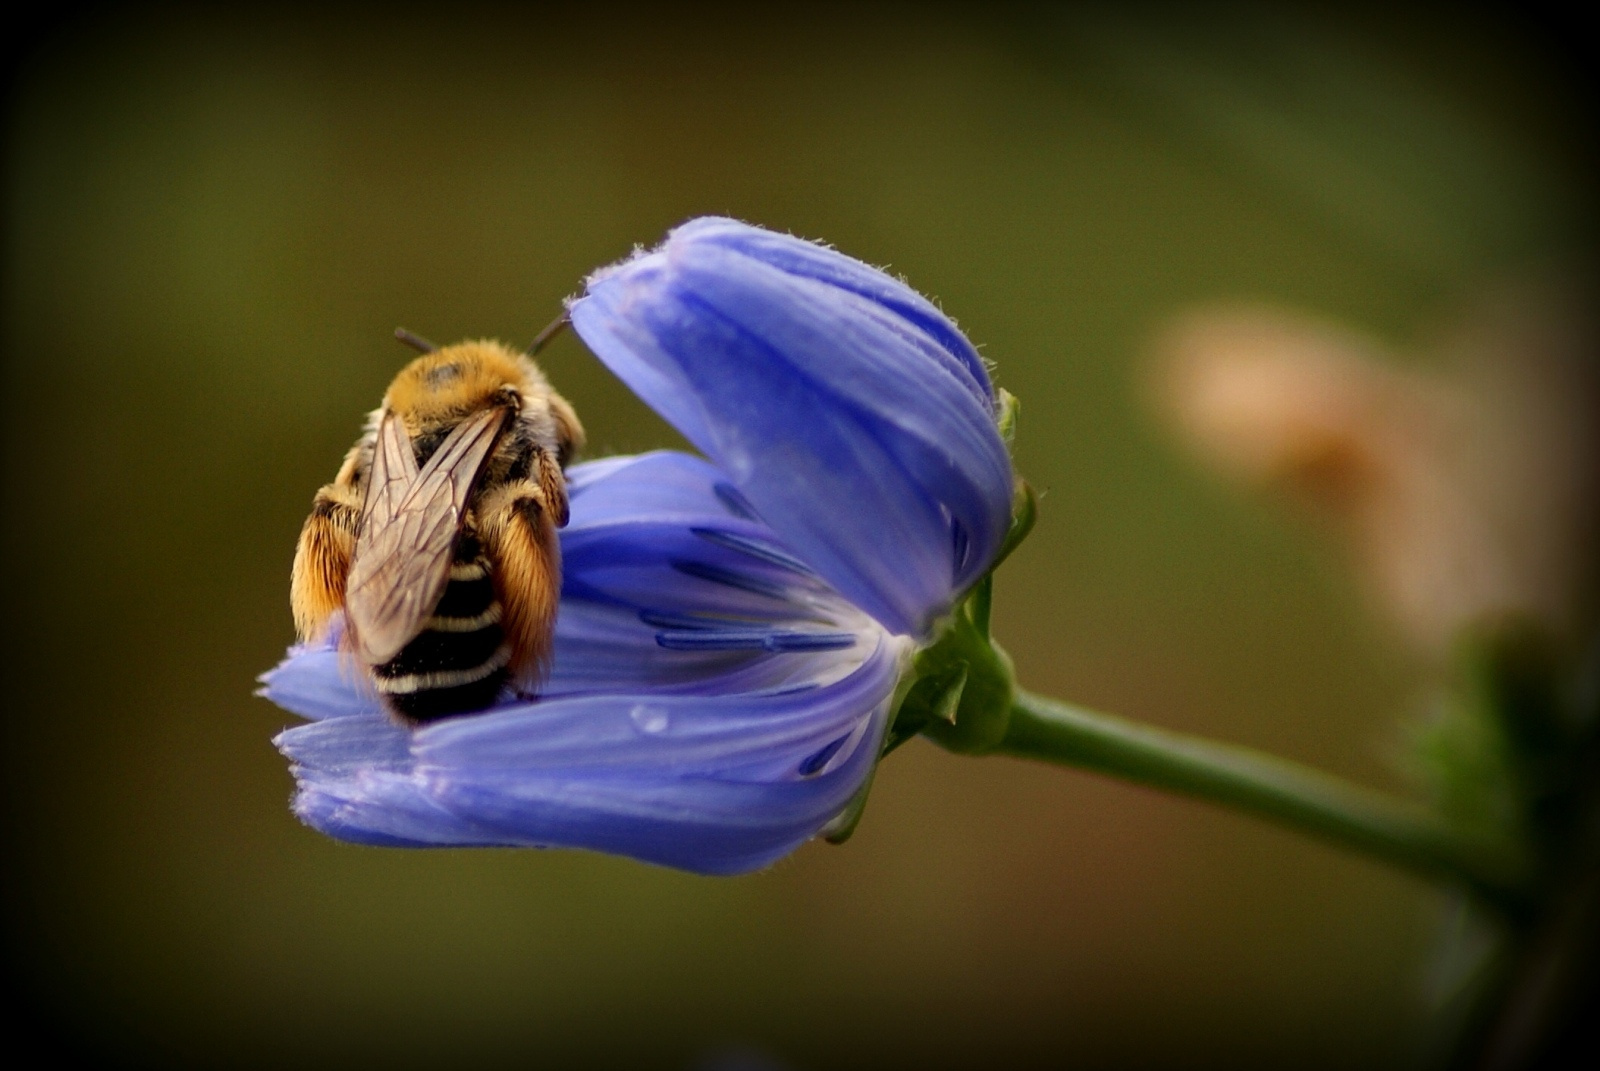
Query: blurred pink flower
1153 286 1596 655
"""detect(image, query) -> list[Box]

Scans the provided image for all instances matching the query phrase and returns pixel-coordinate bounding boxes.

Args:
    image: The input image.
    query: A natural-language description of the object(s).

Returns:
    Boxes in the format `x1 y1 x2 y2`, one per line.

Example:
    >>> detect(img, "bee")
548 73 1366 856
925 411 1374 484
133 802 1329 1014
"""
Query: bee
290 332 584 723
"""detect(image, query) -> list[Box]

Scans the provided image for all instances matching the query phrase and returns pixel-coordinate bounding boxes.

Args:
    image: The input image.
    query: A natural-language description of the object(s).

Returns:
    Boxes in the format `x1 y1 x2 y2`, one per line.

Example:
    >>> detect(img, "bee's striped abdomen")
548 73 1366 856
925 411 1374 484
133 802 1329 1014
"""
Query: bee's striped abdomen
371 534 510 722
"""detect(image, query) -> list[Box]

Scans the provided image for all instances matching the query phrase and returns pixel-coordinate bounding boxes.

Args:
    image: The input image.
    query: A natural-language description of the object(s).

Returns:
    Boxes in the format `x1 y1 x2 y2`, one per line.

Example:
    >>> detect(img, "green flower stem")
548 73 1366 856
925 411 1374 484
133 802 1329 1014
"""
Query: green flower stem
1000 689 1534 911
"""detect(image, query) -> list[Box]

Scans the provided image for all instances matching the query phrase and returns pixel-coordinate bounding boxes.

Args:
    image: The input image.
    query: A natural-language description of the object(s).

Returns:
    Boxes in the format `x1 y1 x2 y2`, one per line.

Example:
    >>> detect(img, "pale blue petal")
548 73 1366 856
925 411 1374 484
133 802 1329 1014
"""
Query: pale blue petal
272 633 897 871
257 631 373 722
427 724 883 874
267 451 900 873
275 714 411 772
415 635 893 773
570 218 1013 637
670 216 994 407
546 601 857 699
291 766 514 848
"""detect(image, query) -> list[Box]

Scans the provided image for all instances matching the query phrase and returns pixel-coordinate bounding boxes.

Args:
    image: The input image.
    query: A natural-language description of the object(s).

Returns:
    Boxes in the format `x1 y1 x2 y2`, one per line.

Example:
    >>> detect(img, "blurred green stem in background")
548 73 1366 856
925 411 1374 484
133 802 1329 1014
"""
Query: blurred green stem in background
999 689 1534 914
882 465 1537 915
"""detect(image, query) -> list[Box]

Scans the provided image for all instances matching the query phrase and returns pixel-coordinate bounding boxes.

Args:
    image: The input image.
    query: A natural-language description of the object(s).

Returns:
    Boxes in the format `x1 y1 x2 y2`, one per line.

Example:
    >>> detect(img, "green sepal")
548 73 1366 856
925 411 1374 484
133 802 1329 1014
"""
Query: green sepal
915 609 1016 755
991 479 1037 576
997 388 1021 445
886 661 969 753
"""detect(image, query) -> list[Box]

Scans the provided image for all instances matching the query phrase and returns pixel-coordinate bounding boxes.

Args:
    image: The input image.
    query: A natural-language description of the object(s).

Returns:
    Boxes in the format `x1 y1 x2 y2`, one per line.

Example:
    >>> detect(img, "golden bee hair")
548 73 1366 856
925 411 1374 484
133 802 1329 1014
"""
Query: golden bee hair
290 338 584 723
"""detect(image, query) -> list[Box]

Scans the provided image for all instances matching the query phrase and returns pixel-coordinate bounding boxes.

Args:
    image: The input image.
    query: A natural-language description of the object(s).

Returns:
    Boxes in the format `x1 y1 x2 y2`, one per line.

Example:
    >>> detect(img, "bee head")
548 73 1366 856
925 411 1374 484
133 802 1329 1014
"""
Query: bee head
384 340 531 430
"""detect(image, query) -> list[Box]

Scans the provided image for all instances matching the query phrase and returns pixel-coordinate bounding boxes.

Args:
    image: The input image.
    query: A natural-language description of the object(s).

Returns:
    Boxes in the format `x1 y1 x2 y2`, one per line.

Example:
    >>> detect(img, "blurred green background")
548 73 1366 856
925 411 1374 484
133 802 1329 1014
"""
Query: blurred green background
3 5 1590 1067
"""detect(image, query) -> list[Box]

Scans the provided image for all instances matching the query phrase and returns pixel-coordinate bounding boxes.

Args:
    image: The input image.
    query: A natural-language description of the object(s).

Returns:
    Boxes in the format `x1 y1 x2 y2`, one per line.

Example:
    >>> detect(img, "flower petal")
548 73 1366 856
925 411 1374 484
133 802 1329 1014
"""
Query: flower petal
415 637 895 774
257 631 373 721
669 217 995 407
272 627 898 871
268 451 903 873
425 719 886 874
570 218 1014 637
294 766 515 848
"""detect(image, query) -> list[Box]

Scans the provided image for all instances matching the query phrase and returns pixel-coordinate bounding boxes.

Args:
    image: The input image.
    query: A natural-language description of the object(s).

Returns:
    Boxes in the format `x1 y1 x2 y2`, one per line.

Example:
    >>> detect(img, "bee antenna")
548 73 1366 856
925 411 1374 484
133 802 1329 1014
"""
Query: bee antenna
528 314 570 355
394 327 438 354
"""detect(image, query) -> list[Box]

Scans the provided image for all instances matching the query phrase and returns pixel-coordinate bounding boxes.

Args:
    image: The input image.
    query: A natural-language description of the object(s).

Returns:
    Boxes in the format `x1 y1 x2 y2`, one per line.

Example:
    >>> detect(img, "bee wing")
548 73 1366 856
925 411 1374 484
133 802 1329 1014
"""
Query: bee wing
346 406 509 665
364 405 421 534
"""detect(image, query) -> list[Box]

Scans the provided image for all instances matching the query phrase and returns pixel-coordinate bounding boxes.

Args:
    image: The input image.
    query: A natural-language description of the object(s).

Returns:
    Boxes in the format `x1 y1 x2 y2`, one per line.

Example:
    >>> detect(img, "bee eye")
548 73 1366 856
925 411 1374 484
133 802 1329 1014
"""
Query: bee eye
424 363 462 388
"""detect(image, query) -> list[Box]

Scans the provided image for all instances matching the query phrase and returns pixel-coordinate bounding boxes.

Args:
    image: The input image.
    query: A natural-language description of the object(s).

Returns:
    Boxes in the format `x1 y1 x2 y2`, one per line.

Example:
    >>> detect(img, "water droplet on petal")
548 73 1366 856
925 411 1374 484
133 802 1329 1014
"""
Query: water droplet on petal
630 704 670 734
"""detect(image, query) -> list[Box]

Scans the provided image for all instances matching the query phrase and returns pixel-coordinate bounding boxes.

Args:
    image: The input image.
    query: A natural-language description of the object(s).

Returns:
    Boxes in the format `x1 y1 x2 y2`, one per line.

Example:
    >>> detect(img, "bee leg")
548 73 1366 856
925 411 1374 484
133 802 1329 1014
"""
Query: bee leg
290 482 360 641
477 480 562 692
547 393 585 469
534 446 571 527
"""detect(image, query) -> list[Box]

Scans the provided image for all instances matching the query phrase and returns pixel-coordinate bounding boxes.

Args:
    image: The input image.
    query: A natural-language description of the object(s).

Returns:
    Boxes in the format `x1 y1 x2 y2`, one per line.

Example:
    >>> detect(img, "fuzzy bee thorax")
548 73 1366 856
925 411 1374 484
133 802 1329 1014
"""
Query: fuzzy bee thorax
383 340 541 431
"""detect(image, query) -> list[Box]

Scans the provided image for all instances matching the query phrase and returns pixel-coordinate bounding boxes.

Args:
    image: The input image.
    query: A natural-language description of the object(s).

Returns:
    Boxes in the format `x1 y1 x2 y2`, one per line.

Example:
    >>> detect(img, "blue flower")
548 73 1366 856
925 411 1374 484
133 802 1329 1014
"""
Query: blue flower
264 218 1015 874
573 217 1013 639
